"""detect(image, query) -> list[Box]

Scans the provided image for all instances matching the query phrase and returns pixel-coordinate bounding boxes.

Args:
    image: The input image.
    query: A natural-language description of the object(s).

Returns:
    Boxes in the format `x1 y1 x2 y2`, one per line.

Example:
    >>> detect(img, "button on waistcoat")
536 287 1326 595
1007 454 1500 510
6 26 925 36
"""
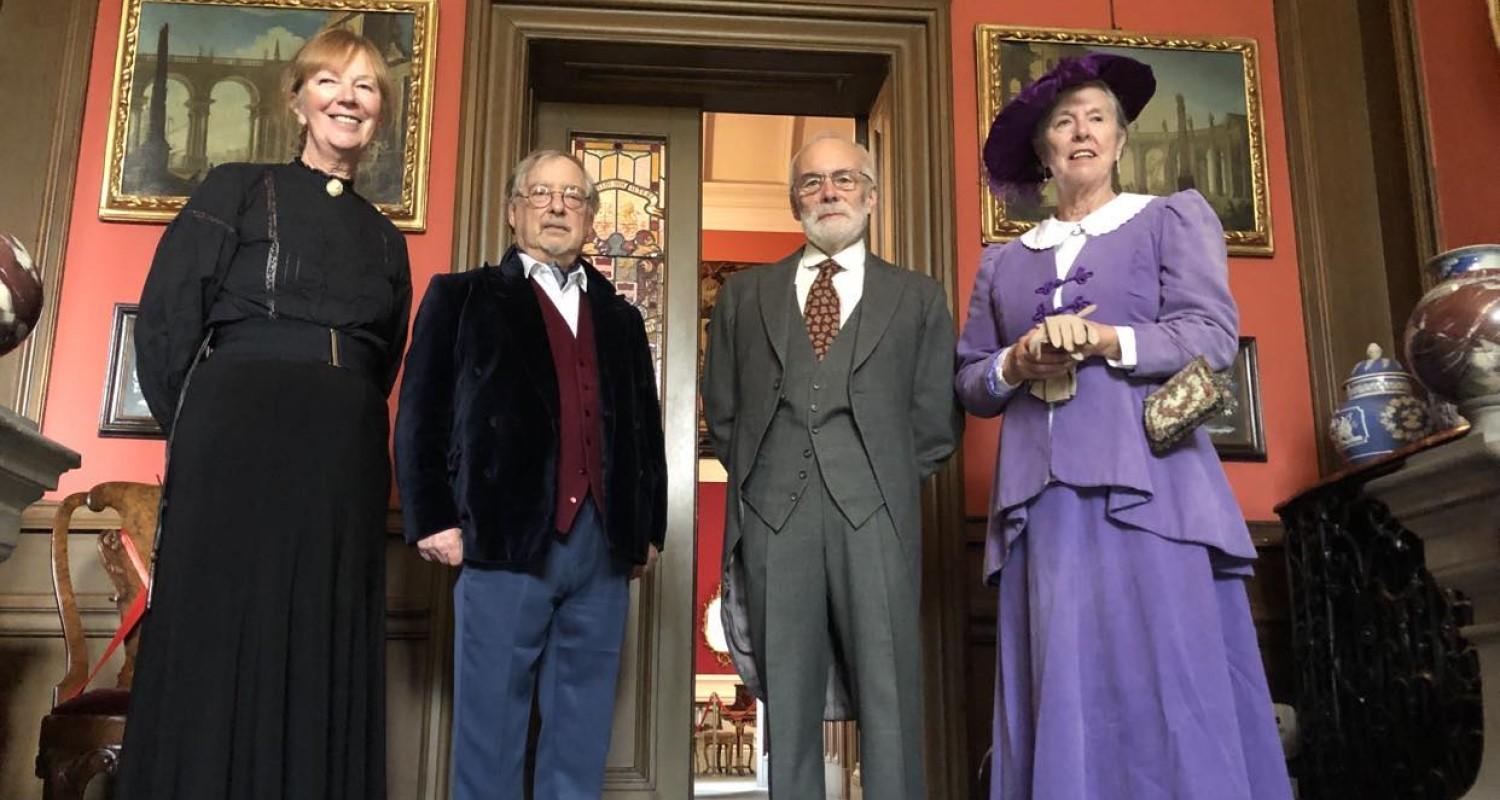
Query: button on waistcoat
742 296 883 530
533 282 606 534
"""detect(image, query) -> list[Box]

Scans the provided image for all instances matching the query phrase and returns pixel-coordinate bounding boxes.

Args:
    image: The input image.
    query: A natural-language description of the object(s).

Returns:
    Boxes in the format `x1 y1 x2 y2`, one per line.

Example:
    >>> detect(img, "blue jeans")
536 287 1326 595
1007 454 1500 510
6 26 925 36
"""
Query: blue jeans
451 498 630 800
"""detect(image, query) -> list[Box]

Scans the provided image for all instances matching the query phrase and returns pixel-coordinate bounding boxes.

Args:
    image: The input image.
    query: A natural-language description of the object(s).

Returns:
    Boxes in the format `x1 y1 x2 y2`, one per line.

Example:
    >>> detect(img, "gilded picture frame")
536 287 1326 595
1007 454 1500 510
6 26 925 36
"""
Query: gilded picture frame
1491 0 1500 54
698 260 763 457
976 26 1273 256
99 0 438 231
700 584 733 669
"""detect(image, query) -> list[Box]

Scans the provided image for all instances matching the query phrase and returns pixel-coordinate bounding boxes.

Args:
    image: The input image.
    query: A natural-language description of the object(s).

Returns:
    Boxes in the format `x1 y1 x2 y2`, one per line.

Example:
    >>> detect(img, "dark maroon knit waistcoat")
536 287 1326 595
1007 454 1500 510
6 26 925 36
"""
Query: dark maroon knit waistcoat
532 281 606 534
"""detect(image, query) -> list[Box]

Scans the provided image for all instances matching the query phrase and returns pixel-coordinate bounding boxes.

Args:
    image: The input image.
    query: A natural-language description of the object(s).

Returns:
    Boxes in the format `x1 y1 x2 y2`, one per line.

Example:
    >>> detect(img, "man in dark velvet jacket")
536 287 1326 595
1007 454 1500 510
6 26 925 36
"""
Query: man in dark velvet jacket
394 149 666 800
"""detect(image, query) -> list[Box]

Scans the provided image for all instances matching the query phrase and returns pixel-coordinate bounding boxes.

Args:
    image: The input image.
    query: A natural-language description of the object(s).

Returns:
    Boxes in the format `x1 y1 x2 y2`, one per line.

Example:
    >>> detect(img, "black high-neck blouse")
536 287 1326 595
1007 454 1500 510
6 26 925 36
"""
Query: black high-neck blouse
135 160 412 427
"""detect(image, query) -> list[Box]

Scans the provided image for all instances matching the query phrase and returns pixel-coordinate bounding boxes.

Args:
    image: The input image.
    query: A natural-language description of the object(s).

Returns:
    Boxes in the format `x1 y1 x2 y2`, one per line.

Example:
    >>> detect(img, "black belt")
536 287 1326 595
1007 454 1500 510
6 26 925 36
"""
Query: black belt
208 318 383 385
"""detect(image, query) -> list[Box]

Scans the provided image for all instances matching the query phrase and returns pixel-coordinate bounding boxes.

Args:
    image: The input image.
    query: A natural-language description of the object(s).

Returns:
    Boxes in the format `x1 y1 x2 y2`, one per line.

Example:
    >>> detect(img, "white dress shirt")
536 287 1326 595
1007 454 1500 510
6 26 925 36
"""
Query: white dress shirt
519 251 588 335
990 193 1151 393
795 240 865 328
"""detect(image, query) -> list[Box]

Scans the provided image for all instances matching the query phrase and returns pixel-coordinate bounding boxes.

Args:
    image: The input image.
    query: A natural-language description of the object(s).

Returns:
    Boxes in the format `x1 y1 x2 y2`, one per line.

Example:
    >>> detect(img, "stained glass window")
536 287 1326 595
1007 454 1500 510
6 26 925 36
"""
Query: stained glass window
572 136 666 392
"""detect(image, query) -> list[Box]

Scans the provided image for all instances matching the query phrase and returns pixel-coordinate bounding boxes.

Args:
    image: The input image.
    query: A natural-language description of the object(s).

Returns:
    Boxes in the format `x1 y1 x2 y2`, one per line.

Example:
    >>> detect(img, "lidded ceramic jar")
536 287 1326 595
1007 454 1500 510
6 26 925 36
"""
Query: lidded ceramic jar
1329 343 1433 464
1403 244 1500 420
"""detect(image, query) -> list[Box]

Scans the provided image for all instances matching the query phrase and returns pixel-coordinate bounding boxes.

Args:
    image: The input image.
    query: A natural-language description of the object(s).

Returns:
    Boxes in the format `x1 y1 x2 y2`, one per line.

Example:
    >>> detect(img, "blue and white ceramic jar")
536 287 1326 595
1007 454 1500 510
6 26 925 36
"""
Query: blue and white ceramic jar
1329 343 1433 464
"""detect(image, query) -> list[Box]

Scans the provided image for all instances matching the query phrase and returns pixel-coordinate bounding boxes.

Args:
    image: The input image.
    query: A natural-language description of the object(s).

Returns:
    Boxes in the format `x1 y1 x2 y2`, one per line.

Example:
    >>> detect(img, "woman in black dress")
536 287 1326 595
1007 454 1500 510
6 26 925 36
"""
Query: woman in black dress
118 27 411 799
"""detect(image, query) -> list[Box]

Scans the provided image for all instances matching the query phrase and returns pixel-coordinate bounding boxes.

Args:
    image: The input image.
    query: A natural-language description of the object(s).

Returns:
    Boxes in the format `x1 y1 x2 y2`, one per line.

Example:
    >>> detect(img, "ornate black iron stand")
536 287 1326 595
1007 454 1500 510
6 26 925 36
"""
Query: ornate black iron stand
1278 433 1482 800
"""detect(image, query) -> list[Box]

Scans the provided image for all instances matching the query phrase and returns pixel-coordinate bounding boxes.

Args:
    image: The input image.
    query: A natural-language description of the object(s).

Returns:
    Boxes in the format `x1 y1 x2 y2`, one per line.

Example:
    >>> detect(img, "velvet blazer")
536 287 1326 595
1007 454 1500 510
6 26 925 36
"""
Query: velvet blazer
394 247 667 567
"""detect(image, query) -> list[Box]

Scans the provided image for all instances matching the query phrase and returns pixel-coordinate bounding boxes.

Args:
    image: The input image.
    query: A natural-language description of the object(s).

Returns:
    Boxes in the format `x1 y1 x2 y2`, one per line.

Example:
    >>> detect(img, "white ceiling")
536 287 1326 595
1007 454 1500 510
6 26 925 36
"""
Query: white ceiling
702 112 856 232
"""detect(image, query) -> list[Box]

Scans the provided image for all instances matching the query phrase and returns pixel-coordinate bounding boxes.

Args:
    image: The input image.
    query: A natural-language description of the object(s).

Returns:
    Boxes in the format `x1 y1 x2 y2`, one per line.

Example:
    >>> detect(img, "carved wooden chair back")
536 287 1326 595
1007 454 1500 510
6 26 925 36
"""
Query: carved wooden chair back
48 481 160 705
36 482 161 800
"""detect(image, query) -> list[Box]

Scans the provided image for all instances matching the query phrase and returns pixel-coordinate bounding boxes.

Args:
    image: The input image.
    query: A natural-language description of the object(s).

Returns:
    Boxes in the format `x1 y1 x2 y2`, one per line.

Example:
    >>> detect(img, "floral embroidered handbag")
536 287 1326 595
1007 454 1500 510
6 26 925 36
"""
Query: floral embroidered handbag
1142 356 1229 453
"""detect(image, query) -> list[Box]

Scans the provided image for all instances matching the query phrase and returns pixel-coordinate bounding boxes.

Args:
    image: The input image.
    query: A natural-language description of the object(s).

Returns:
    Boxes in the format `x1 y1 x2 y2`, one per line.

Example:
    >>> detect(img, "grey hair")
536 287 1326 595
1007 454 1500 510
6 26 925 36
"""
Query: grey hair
1032 80 1130 161
508 149 600 215
787 132 878 202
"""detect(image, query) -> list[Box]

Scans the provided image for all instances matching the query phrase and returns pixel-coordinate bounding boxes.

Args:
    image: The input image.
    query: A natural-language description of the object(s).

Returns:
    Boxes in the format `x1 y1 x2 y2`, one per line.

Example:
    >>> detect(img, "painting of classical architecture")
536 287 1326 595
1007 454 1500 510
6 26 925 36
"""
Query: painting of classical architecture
101 0 437 230
977 27 1273 255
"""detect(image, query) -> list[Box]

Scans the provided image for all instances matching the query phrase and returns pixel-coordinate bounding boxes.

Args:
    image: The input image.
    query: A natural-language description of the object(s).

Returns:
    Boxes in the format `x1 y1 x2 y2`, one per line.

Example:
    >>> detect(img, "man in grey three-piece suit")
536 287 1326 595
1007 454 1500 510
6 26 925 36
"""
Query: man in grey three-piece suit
702 133 960 799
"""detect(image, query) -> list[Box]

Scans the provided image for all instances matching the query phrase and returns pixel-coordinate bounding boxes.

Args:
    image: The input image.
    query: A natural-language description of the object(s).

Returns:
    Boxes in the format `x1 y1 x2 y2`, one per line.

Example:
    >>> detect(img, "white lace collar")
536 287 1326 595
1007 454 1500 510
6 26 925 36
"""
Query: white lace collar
1019 193 1155 251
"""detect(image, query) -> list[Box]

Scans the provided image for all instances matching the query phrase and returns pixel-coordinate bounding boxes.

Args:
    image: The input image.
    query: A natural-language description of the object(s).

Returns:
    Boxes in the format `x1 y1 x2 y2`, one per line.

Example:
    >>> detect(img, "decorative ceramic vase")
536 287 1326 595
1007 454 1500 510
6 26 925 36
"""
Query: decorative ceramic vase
1403 243 1500 419
0 233 43 357
1329 343 1433 464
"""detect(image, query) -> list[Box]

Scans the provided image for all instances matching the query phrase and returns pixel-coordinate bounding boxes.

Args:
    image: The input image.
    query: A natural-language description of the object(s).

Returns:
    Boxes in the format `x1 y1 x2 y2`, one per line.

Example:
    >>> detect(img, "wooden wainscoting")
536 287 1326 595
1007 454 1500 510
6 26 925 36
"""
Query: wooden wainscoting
0 0 97 423
0 503 453 798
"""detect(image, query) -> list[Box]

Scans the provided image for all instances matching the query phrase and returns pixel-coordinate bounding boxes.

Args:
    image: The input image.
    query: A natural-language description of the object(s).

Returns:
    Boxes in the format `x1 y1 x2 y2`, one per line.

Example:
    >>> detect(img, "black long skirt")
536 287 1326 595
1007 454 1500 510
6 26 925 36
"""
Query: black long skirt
117 355 389 800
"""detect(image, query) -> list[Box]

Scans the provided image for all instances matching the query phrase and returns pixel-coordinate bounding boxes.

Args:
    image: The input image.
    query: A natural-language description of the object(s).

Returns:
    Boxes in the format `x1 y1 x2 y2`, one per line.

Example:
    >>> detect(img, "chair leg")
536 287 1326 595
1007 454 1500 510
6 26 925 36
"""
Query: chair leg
38 746 120 800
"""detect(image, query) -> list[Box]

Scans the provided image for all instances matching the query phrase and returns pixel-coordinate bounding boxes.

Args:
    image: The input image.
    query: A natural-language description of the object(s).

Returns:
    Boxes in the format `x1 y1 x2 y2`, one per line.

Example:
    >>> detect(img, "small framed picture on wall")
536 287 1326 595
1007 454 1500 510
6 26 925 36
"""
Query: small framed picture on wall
99 303 164 439
1208 337 1266 461
697 260 764 458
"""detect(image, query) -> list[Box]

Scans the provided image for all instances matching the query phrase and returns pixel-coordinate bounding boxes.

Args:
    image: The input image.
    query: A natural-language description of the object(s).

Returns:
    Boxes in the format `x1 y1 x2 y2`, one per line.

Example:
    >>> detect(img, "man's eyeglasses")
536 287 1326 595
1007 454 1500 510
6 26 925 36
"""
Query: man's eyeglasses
518 184 590 210
794 169 873 197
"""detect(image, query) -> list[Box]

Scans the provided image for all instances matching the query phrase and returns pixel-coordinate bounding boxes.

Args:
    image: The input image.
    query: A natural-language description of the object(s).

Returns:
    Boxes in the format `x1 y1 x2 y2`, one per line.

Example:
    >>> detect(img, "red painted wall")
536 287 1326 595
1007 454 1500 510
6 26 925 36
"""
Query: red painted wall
702 229 806 262
950 0 1321 521
1412 0 1500 250
694 481 730 675
39 0 468 496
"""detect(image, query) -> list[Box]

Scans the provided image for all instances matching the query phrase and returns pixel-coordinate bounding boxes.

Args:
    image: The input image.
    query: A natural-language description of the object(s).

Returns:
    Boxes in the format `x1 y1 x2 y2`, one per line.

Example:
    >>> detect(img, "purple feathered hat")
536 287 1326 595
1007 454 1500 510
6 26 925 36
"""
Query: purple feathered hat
983 52 1156 202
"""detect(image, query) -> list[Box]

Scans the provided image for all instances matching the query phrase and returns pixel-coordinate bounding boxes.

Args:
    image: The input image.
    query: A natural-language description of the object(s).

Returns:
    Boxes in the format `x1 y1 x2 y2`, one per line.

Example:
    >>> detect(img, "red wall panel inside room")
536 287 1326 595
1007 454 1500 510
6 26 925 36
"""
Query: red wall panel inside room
1412 0 1500 249
702 229 806 263
695 481 731 675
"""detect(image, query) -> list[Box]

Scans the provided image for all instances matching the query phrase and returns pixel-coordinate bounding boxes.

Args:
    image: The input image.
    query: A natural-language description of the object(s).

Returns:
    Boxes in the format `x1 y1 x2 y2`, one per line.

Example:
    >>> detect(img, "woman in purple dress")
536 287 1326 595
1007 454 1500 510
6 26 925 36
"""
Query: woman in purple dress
955 53 1293 799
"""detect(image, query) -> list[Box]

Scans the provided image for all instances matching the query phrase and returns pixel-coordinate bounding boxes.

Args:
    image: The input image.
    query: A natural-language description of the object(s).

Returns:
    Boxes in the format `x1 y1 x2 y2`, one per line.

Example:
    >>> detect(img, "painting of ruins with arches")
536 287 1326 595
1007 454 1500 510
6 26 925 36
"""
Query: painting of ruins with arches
100 0 437 231
976 26 1273 256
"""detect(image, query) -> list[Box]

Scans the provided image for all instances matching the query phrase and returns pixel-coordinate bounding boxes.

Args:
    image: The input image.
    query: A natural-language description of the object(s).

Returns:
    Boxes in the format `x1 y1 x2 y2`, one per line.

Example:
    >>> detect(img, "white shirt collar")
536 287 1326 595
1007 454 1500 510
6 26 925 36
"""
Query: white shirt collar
798 240 866 274
518 251 588 291
1019 193 1154 250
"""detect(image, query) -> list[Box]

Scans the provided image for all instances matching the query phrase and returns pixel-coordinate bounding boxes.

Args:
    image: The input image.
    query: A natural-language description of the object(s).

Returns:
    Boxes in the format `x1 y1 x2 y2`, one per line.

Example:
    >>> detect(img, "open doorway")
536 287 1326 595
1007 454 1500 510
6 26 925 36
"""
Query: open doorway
694 113 857 799
453 4 963 797
534 98 866 800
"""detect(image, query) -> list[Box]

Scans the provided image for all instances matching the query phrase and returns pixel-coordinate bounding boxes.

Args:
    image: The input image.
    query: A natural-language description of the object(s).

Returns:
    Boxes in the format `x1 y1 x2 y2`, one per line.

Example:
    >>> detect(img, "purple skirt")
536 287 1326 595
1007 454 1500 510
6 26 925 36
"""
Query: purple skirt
991 484 1292 800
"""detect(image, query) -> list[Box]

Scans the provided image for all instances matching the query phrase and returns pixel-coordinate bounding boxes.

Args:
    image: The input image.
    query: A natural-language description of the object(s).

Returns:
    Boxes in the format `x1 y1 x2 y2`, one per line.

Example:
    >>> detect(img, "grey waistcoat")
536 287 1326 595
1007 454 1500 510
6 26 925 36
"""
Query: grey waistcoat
742 298 883 531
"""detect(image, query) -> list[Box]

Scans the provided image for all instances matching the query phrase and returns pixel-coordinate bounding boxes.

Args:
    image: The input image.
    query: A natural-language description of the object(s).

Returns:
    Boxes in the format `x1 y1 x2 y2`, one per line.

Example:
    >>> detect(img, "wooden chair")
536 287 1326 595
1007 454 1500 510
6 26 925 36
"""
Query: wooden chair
692 699 713 774
35 481 160 800
722 706 756 775
694 693 742 774
728 682 754 712
725 682 757 774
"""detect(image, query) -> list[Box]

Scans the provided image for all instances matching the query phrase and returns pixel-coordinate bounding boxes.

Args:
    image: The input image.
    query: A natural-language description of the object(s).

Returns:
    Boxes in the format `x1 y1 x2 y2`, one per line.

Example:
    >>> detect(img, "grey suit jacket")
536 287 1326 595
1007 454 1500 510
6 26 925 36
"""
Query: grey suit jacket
702 248 960 718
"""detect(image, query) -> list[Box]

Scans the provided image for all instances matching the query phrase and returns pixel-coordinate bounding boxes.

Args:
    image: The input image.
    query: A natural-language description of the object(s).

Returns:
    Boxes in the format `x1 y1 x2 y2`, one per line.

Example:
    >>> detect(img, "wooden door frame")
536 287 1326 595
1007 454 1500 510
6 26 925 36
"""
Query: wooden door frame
1273 0 1440 474
450 1 966 797
0 0 97 424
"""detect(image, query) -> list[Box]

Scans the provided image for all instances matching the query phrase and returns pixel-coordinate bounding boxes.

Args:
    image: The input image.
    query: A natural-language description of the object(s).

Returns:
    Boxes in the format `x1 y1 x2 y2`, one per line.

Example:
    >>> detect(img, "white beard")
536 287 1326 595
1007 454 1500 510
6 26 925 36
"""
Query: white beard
801 201 869 254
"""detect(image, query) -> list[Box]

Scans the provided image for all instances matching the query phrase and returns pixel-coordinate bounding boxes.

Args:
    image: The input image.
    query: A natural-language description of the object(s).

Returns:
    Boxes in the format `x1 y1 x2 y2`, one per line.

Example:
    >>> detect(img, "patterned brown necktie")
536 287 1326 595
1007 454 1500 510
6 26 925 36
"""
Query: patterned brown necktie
804 259 843 360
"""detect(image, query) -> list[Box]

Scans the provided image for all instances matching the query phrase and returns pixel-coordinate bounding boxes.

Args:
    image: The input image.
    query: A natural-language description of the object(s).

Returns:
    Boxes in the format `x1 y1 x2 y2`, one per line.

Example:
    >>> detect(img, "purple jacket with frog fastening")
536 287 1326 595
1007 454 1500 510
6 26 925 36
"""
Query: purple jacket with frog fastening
955 189 1257 584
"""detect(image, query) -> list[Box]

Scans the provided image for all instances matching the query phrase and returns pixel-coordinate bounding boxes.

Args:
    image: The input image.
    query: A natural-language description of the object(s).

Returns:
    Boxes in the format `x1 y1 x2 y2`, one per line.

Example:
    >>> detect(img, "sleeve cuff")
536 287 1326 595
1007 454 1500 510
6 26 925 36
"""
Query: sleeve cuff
1106 326 1137 369
985 348 1020 398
